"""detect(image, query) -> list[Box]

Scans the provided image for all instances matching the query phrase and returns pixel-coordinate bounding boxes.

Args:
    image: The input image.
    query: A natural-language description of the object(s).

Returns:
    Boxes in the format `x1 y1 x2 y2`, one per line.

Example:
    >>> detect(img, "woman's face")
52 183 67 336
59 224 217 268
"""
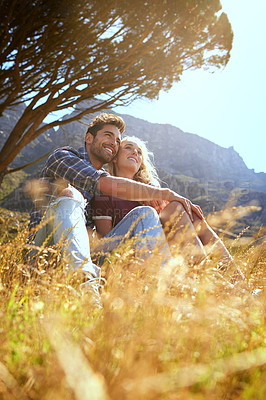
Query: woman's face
114 140 143 177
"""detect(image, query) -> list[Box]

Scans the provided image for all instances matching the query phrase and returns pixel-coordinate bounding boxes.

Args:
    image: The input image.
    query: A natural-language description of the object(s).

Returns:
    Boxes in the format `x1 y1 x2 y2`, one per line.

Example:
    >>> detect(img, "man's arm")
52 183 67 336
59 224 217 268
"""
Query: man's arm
97 175 203 221
44 147 108 195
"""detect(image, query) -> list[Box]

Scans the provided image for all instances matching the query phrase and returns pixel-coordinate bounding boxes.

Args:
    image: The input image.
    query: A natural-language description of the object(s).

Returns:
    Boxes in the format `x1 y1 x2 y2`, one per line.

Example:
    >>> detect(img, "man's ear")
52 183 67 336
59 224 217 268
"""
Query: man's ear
85 132 94 145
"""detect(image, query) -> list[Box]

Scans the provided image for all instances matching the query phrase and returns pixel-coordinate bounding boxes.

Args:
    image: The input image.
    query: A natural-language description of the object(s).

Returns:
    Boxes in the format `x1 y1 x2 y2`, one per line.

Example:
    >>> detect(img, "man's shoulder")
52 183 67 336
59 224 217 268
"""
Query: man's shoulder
52 146 84 158
45 146 89 165
41 146 86 177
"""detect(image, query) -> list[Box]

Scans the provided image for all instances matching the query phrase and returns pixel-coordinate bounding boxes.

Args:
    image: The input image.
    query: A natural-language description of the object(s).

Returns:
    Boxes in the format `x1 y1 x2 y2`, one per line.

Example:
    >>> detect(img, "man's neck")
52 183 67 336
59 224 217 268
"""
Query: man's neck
89 155 103 170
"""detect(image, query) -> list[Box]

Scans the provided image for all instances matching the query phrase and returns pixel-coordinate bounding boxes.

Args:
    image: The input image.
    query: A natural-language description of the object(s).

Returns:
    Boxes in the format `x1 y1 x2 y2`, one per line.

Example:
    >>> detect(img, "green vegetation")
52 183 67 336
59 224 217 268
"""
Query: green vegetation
0 172 28 202
0 208 265 399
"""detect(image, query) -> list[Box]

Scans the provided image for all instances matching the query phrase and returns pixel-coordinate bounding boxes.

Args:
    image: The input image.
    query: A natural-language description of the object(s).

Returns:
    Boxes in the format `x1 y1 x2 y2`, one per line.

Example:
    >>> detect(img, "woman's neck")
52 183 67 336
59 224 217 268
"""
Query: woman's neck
115 168 135 180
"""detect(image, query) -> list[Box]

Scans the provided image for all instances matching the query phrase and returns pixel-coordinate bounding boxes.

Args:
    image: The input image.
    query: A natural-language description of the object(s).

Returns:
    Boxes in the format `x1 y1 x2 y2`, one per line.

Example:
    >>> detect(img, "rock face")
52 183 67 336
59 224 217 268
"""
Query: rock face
0 102 265 231
0 102 264 185
54 107 265 189
116 114 252 182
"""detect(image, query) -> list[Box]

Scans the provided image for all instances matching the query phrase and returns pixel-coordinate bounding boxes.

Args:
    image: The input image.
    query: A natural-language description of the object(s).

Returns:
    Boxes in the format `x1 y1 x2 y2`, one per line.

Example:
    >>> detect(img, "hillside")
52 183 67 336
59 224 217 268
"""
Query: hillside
0 102 265 232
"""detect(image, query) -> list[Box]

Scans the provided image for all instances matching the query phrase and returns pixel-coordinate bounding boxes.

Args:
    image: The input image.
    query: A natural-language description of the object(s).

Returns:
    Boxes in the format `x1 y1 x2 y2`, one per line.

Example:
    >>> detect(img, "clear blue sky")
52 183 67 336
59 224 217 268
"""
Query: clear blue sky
115 0 266 173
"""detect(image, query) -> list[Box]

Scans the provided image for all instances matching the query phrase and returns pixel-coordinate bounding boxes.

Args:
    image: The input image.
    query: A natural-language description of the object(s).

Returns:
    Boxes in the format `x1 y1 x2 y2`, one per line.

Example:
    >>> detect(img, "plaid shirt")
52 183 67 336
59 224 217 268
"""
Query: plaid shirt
29 145 109 231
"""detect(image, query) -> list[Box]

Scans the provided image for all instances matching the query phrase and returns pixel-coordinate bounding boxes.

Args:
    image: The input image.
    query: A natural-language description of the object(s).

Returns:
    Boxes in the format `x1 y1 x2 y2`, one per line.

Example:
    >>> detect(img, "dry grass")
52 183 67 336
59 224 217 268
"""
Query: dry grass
0 208 265 400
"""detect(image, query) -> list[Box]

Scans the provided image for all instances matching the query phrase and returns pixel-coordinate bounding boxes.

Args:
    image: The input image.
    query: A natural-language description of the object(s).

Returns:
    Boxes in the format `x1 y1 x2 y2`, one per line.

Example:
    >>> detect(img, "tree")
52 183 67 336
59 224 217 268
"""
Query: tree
0 0 233 183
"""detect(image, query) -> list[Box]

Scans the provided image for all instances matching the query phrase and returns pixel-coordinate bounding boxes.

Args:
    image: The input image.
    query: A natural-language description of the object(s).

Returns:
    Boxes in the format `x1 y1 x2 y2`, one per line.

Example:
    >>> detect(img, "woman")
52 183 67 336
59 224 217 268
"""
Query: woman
92 136 235 270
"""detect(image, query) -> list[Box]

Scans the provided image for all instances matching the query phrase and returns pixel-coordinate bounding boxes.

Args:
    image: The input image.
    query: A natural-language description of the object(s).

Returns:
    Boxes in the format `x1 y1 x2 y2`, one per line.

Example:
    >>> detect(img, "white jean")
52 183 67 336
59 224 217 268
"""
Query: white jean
32 188 172 278
33 187 100 278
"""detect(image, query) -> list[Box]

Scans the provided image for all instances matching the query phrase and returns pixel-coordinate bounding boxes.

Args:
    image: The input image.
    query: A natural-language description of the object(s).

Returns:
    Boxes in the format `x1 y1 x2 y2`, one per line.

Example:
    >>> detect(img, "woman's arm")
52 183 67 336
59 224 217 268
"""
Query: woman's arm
92 194 114 237
94 218 113 238
97 175 203 222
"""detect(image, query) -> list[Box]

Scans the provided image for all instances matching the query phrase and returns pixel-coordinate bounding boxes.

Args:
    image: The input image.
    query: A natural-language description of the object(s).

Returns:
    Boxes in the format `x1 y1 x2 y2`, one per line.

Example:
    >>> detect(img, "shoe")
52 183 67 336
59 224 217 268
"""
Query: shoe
80 276 106 309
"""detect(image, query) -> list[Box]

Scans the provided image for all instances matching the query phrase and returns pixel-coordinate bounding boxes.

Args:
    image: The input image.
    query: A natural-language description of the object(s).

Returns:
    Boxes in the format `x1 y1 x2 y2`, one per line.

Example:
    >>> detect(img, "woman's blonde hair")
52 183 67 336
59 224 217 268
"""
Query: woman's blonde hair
108 136 160 186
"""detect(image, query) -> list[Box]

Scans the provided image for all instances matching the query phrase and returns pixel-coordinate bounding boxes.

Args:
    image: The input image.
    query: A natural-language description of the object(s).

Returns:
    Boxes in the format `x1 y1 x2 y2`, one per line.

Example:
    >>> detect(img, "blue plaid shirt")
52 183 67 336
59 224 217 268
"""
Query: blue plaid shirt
29 145 109 230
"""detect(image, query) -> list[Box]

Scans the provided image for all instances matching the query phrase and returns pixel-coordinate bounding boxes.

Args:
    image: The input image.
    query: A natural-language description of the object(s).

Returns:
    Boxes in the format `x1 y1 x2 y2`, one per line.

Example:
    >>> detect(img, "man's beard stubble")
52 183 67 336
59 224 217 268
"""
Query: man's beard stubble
90 138 116 165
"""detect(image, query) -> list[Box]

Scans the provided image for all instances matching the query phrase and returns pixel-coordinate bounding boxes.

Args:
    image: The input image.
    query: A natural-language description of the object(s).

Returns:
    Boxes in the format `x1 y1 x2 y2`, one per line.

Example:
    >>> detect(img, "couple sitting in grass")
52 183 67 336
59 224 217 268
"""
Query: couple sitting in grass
29 113 242 294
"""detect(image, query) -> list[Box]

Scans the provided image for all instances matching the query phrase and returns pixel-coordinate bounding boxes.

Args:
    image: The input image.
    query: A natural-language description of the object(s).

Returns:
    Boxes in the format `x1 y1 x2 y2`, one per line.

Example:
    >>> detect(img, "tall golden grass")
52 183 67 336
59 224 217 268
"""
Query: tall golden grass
0 206 265 400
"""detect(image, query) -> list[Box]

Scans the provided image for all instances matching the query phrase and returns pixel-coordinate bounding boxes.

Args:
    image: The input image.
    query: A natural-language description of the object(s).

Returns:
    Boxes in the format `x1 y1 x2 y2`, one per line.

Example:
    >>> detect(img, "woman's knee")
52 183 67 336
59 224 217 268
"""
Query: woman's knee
135 205 159 216
131 206 160 223
160 201 187 223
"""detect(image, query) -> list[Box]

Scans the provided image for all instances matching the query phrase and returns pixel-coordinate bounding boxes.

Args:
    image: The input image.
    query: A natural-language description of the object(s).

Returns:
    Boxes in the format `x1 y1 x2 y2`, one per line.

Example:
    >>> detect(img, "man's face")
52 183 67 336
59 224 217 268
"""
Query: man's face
85 124 121 168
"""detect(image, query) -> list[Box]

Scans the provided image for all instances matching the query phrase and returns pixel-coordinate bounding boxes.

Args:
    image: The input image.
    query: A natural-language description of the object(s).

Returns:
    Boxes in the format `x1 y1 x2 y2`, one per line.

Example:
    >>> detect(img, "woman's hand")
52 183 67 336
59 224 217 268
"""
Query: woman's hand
190 202 204 221
165 189 204 221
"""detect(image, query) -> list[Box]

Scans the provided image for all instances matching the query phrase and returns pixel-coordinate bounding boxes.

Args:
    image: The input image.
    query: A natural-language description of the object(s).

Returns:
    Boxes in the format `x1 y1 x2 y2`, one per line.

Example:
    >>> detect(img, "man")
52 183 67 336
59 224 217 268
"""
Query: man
28 113 203 281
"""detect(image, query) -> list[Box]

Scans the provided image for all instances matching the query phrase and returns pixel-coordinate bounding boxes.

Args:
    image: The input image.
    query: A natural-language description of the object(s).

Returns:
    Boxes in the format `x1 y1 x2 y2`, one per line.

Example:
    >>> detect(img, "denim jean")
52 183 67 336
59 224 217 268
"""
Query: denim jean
92 206 172 266
32 187 101 278
31 189 172 277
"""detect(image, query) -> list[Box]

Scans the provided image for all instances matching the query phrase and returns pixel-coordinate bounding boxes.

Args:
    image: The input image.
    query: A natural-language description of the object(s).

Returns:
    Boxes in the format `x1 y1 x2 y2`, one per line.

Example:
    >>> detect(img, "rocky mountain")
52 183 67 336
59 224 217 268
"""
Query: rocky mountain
1 102 265 232
44 103 266 189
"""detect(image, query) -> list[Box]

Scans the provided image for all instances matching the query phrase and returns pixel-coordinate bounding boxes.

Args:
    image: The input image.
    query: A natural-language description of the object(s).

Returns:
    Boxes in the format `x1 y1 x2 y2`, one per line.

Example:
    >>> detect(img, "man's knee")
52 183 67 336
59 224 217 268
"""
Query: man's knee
58 187 74 198
51 187 86 225
55 186 85 206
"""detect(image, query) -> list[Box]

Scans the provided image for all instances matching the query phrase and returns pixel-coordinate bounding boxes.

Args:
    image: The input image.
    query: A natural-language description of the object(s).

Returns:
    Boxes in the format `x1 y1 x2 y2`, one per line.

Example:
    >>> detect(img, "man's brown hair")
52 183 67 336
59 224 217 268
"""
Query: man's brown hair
86 113 126 137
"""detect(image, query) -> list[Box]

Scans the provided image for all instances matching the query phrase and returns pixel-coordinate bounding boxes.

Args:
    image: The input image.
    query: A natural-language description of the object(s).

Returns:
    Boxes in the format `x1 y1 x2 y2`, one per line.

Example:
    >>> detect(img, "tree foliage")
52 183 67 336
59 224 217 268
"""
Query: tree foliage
0 0 233 180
